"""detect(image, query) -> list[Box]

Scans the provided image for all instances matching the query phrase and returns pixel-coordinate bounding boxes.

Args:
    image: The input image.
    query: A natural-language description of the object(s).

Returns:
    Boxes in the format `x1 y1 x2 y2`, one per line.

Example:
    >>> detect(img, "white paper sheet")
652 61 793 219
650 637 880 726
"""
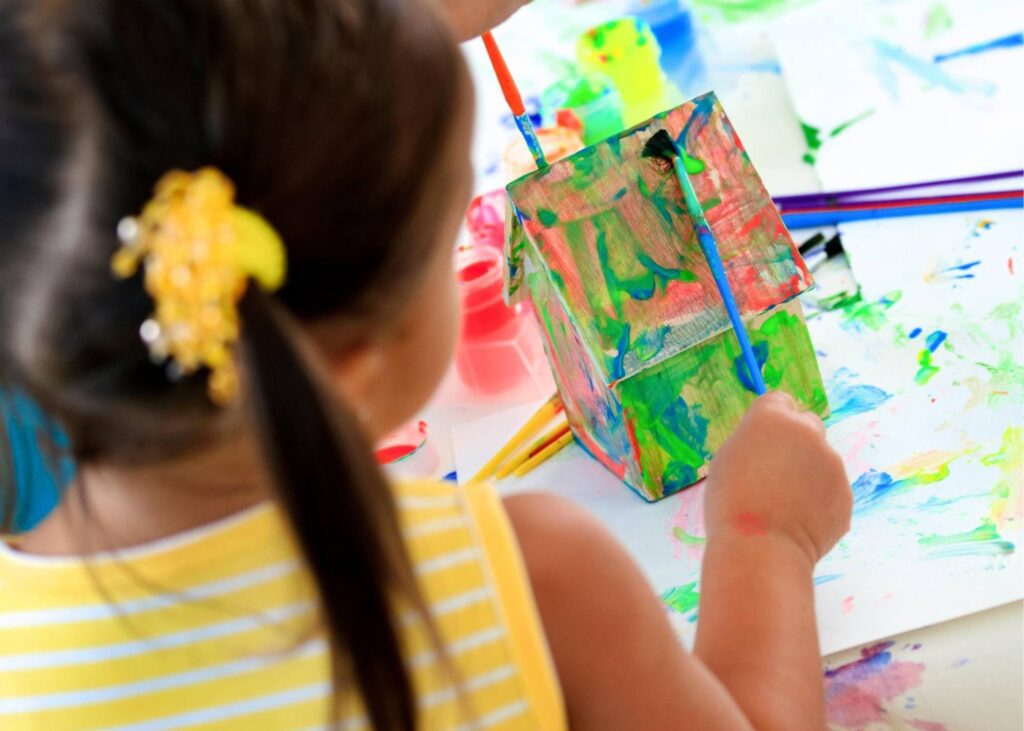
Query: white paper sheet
770 0 1024 189
453 211 1024 655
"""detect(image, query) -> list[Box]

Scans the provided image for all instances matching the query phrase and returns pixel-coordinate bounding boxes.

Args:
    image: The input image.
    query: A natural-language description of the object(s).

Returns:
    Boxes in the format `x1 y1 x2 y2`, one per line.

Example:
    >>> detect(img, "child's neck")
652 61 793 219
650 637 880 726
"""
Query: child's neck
14 433 272 557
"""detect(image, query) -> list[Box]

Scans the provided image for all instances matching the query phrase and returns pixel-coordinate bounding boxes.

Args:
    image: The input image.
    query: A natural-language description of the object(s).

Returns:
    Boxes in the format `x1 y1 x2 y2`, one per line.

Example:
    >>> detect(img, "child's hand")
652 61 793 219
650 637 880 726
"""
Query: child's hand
440 0 529 41
704 391 852 566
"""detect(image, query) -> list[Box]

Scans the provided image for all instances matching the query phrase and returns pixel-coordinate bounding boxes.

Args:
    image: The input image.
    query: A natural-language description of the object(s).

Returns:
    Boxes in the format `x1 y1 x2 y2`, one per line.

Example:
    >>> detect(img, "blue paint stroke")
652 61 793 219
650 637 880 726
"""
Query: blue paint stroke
610 323 631 382
514 112 548 169
814 573 843 586
942 260 981 279
634 325 671 363
825 367 891 425
677 93 716 148
908 327 923 339
872 38 995 96
852 470 900 513
925 330 947 353
934 32 1024 63
734 342 769 394
716 60 782 74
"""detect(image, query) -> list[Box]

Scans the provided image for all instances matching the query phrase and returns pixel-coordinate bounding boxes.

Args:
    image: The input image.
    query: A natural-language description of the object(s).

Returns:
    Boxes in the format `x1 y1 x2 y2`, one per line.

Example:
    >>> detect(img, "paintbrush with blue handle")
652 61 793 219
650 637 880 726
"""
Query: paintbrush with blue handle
643 129 767 395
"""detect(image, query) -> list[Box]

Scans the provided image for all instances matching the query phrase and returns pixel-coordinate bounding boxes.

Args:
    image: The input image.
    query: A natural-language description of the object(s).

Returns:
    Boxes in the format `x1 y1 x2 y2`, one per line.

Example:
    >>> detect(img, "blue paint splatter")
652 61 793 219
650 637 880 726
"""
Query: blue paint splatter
814 573 843 585
942 260 981 279
827 384 891 424
934 32 1024 63
610 323 631 382
824 641 895 681
677 93 716 147
925 330 947 353
852 470 899 512
633 325 671 363
734 342 769 393
872 39 995 96
908 327 922 339
825 367 892 425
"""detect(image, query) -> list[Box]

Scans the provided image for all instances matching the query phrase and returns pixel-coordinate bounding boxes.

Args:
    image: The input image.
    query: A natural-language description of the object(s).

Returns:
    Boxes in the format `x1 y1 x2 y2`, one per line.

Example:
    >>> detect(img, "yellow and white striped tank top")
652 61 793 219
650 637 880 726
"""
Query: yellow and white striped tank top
0 480 566 730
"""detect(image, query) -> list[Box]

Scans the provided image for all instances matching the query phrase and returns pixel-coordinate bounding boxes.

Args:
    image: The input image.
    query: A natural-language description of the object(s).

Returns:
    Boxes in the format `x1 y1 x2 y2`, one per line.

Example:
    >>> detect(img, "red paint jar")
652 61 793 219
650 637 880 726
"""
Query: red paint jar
455 246 548 395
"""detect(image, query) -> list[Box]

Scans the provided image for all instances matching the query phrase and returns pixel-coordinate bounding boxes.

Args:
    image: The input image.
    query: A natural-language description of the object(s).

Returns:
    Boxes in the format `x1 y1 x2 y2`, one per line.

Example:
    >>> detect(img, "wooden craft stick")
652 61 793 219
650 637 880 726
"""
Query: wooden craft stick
468 394 563 484
494 420 570 480
513 431 575 478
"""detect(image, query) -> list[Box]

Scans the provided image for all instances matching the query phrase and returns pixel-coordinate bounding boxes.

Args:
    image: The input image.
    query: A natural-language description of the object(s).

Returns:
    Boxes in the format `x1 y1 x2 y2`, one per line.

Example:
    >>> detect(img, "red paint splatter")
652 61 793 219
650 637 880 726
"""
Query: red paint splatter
825 641 928 729
842 596 855 613
1009 257 1015 276
734 511 768 536
624 418 644 470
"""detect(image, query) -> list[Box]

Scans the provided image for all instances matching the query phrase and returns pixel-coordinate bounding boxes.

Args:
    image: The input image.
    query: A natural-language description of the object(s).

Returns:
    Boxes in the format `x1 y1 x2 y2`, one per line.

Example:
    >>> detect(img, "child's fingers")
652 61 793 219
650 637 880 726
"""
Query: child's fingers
757 390 797 410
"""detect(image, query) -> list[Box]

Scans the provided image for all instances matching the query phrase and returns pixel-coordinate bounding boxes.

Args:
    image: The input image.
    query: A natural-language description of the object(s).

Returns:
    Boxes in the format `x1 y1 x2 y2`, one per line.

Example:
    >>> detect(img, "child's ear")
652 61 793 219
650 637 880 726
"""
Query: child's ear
328 342 384 421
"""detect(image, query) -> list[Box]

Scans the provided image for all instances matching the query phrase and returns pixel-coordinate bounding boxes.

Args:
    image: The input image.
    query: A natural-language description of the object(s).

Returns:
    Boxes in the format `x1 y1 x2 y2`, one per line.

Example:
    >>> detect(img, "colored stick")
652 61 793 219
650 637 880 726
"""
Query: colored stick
514 431 575 478
773 169 1023 209
782 194 1022 230
468 394 563 484
659 134 767 395
481 31 548 169
782 189 1021 214
495 421 570 480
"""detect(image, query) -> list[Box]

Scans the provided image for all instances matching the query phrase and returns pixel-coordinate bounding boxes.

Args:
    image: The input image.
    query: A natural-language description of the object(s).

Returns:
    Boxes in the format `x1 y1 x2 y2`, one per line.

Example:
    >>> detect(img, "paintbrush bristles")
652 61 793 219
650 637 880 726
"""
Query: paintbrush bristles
641 129 679 161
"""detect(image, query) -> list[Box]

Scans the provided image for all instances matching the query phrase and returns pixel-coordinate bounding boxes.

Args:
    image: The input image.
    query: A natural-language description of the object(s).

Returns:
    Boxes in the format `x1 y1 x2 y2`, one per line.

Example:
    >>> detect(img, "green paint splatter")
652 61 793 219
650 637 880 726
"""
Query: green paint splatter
537 208 558 226
919 520 1016 557
830 109 876 137
802 152 816 165
691 0 814 24
925 3 953 38
672 527 707 546
801 122 822 150
981 427 1023 532
920 520 1001 546
816 289 863 312
701 196 722 212
682 152 706 174
915 349 941 384
837 291 902 332
662 582 700 614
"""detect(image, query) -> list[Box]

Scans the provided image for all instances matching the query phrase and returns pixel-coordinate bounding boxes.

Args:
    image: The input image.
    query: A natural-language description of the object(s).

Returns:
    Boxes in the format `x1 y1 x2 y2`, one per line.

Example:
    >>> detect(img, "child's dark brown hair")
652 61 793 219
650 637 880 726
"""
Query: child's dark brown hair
0 0 464 728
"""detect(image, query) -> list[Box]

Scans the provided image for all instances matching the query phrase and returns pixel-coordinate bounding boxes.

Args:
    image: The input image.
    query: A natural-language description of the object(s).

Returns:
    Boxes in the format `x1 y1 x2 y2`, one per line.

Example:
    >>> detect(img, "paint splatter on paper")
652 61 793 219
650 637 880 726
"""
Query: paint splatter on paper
824 642 952 731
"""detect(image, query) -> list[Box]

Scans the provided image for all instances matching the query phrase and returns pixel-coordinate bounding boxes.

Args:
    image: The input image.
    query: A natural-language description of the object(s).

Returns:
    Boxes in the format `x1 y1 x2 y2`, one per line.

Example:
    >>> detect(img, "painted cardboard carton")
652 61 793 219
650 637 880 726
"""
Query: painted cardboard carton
504 92 828 501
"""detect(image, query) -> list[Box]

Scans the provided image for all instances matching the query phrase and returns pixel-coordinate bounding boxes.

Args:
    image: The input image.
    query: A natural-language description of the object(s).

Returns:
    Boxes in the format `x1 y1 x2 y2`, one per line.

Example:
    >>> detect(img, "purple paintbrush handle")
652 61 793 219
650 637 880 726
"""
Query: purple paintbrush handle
774 169 1024 209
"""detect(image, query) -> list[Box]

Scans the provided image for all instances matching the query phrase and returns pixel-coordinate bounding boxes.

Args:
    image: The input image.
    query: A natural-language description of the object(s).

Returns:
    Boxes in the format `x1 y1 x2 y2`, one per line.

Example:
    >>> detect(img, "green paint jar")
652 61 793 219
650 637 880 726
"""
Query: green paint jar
541 72 625 145
576 18 672 126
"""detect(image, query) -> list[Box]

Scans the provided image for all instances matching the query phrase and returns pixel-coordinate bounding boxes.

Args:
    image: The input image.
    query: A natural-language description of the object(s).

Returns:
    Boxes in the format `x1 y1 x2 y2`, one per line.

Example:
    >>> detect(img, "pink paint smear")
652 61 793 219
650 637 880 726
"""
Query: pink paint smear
825 642 948 730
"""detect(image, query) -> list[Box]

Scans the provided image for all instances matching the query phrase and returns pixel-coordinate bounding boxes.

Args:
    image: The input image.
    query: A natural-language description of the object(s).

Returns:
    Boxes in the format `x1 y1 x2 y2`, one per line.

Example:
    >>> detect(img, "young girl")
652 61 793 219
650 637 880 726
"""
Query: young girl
0 1 851 730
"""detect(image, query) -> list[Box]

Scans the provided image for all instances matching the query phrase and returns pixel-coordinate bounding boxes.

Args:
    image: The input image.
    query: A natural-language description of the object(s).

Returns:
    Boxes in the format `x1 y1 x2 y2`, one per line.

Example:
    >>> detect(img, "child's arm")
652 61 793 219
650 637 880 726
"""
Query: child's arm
505 392 851 729
505 493 757 730
437 0 528 41
695 392 851 731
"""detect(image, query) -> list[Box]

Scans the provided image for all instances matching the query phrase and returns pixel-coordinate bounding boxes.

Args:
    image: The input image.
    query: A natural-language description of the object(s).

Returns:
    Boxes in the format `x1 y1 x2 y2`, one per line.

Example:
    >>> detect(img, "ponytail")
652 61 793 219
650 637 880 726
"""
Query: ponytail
238 287 418 730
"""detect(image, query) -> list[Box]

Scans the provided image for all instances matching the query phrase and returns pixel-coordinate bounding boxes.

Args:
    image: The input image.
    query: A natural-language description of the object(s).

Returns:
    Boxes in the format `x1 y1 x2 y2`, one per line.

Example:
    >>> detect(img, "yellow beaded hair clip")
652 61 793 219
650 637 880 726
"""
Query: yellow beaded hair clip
111 168 287 405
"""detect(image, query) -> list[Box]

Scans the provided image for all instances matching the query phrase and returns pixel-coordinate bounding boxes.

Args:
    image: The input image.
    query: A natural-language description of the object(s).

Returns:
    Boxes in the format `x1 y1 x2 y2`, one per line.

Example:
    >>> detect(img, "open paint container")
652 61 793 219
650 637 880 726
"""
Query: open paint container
455 246 550 397
375 420 439 479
